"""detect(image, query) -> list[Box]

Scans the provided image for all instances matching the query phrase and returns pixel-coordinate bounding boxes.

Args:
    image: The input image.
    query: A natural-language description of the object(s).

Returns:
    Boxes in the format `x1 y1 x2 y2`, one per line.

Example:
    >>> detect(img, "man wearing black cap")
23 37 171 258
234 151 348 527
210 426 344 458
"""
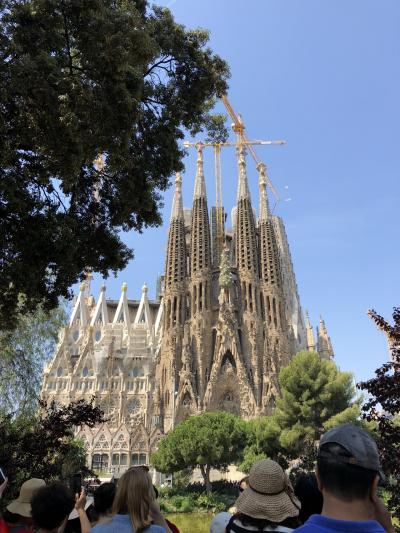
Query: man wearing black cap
297 423 394 533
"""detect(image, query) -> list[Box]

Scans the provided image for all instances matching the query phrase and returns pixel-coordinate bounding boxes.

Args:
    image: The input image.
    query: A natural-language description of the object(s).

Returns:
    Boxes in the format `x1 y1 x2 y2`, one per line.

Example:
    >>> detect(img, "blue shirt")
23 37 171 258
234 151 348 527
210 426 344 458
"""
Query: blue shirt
297 514 386 533
91 514 166 533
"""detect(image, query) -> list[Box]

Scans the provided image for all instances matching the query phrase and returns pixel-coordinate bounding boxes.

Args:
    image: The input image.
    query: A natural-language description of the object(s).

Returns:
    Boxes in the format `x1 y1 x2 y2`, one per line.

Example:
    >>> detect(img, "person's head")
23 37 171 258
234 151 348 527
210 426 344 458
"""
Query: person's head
112 466 155 533
94 482 116 516
294 473 323 523
316 423 382 503
6 478 46 524
238 476 249 493
31 483 75 532
233 459 300 528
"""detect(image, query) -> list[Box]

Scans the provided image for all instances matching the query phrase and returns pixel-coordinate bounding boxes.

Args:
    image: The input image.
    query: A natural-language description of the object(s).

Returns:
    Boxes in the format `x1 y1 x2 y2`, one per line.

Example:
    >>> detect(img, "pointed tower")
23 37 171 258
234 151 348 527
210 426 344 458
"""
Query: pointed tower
305 311 316 352
258 163 290 410
156 173 187 431
189 143 213 398
317 316 334 360
234 145 263 404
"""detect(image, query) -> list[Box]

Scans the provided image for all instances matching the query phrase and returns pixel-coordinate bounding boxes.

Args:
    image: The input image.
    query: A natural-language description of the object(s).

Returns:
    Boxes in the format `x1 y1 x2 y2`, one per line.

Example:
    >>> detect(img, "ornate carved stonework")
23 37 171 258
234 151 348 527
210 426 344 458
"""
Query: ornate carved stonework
41 143 333 472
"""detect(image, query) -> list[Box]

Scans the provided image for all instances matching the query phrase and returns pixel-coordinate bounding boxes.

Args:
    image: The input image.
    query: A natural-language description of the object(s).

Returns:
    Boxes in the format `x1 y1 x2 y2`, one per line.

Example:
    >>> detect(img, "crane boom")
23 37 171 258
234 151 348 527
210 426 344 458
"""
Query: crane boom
221 94 285 201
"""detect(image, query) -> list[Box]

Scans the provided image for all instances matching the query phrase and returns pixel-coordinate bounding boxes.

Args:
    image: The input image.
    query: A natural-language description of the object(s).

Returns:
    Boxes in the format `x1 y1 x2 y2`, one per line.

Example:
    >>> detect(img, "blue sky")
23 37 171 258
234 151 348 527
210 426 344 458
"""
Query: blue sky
82 0 400 383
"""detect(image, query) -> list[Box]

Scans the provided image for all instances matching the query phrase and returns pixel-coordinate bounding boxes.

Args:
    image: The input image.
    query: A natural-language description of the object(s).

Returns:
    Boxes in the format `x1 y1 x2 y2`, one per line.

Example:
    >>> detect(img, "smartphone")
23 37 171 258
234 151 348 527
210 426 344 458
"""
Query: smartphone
0 468 6 484
71 472 82 495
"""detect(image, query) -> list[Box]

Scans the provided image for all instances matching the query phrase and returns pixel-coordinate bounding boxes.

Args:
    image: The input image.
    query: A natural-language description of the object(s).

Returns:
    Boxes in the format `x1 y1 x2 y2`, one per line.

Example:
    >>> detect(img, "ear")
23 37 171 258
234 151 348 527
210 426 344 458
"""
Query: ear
369 474 379 500
315 466 323 491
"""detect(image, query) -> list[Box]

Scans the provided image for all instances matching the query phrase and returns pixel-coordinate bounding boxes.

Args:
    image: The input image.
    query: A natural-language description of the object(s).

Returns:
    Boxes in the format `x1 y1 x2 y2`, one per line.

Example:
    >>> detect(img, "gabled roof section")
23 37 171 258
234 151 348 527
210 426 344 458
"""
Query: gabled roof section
90 284 109 326
69 282 88 327
113 283 130 326
134 283 153 329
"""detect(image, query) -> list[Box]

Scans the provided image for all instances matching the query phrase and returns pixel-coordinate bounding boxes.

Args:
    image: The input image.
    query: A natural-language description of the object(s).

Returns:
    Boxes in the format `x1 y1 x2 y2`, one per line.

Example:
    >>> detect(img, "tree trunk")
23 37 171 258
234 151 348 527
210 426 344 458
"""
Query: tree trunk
200 464 212 493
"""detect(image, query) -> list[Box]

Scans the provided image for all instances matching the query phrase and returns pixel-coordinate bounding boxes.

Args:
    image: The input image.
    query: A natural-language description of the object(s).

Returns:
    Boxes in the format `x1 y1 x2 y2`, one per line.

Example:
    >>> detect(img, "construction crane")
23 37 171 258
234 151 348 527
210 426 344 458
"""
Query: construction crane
221 94 285 202
184 96 286 264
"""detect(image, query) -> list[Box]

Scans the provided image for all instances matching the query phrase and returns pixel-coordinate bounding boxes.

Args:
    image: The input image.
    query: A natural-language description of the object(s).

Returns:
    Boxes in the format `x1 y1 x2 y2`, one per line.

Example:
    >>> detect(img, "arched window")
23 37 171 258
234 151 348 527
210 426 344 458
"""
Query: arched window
126 398 141 414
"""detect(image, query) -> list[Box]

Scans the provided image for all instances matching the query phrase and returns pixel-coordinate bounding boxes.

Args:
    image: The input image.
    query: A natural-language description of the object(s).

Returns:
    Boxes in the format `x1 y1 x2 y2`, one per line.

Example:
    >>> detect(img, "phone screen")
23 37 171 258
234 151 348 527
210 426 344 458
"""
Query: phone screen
72 473 82 495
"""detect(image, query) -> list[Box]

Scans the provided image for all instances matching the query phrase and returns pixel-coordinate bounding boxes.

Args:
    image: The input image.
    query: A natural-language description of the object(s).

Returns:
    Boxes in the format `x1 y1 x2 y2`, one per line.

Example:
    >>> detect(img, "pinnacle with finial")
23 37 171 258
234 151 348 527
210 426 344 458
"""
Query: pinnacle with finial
237 144 251 201
170 172 184 221
258 162 270 221
193 142 206 199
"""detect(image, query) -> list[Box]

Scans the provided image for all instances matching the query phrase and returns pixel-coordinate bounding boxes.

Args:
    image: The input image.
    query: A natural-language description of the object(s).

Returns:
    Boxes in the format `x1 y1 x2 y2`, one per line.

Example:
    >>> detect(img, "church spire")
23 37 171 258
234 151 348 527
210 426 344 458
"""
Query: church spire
235 144 258 276
237 144 251 201
317 316 334 360
258 163 270 222
305 311 316 352
170 172 184 221
190 144 211 279
193 143 206 199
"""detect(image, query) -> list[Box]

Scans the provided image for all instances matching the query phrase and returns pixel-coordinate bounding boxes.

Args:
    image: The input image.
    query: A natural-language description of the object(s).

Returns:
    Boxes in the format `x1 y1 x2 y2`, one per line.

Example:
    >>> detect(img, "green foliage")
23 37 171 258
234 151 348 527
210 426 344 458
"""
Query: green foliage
151 412 245 492
0 0 229 329
158 484 231 514
0 399 105 505
238 416 282 473
275 351 360 456
0 299 68 415
358 308 400 522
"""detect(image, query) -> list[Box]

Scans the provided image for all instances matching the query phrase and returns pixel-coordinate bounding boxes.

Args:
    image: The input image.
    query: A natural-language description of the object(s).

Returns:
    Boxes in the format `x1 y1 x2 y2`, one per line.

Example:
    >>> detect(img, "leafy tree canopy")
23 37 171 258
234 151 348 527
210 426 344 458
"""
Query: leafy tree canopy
275 351 359 455
358 308 400 521
0 399 105 504
238 416 282 473
0 298 68 415
0 0 229 328
151 412 245 492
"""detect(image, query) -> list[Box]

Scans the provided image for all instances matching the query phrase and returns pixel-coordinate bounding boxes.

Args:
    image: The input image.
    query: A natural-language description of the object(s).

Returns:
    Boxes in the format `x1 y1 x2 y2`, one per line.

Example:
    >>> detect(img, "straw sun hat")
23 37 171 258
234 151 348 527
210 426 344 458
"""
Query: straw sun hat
235 460 300 522
6 478 46 517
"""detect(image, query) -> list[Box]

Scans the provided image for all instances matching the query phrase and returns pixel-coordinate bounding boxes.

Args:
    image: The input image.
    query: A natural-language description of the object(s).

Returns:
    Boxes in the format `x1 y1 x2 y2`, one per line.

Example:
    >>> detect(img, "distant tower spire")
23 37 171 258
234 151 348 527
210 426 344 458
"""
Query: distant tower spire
190 143 212 397
190 144 211 277
317 316 334 359
170 172 184 221
305 311 316 352
258 163 270 222
237 144 251 201
235 145 258 276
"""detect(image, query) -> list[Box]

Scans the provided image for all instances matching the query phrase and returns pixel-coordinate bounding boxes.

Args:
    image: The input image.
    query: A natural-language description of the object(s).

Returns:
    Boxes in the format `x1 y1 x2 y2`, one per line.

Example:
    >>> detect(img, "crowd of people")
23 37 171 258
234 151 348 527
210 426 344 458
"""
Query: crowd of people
0 424 395 533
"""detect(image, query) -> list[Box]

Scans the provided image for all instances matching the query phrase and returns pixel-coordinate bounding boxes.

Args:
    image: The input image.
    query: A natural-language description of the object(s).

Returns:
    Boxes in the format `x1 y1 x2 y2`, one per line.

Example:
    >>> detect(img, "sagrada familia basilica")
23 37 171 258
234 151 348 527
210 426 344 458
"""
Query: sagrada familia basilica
41 143 334 474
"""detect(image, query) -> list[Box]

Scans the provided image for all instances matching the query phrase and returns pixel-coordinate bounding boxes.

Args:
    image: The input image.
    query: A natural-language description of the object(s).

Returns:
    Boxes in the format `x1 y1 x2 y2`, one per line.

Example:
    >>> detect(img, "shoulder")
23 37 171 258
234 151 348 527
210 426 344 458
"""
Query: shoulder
211 512 232 533
147 526 165 533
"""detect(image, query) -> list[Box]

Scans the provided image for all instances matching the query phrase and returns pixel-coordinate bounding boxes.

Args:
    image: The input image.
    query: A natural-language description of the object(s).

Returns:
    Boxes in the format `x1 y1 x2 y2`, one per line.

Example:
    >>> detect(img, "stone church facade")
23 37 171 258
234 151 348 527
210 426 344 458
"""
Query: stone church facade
41 145 333 473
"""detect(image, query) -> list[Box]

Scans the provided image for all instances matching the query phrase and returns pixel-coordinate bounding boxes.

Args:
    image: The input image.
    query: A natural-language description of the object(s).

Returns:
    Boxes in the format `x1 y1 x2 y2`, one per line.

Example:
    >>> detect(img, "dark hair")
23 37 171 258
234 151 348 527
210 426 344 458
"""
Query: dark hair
31 483 75 530
2 509 22 525
233 514 300 531
93 482 116 515
317 443 378 501
294 473 323 523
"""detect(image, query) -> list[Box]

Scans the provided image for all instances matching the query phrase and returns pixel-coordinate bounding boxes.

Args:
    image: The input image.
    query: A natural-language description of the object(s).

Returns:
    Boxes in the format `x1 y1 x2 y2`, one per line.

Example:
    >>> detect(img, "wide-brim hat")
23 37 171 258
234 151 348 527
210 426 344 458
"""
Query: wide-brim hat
235 460 300 522
6 478 46 517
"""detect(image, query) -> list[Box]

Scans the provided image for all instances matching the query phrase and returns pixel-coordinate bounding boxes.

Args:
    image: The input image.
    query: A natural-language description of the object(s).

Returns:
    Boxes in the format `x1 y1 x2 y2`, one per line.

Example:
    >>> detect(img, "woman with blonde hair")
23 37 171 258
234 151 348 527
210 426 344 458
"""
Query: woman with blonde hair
91 467 168 533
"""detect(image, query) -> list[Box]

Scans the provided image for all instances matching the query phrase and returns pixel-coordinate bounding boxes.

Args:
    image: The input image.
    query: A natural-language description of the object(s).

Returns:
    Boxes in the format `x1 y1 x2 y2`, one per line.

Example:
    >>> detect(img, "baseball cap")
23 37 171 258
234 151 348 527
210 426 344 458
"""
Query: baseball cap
318 423 385 480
